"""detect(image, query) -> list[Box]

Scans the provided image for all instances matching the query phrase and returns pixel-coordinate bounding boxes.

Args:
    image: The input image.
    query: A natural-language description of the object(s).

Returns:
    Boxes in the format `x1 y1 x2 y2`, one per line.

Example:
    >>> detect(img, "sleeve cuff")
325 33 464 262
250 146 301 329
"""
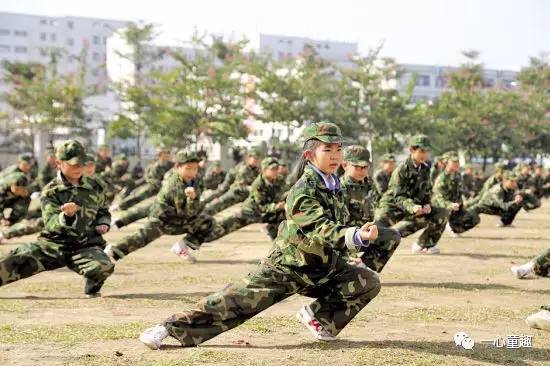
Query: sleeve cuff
353 230 369 248
59 212 78 227
344 227 359 250
94 216 111 227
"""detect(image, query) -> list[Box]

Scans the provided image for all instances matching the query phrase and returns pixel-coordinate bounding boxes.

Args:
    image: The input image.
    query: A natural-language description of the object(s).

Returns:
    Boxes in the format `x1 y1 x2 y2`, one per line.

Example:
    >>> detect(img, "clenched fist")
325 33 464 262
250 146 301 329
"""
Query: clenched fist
60 202 80 217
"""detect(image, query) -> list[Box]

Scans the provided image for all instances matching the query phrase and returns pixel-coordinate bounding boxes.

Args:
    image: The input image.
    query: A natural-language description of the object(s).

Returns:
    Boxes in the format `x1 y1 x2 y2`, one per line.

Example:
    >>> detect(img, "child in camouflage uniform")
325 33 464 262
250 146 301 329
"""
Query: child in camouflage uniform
204 157 286 242
340 146 401 272
0 140 114 297
372 153 396 204
139 122 381 349
375 135 448 255
104 151 219 264
0 154 34 227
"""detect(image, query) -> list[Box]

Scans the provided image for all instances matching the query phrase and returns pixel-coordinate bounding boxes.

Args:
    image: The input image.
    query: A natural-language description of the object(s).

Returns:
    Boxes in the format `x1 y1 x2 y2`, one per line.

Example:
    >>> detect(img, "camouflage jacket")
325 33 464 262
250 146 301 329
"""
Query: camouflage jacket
233 161 260 188
149 172 203 226
0 165 23 180
39 172 111 247
530 175 544 197
203 169 227 191
37 163 57 189
471 183 519 214
341 175 375 226
0 171 30 199
461 172 476 198
242 174 286 219
430 165 442 184
432 170 463 210
95 156 112 174
378 156 432 214
145 160 175 187
373 169 391 198
517 173 534 191
267 165 360 283
481 174 501 193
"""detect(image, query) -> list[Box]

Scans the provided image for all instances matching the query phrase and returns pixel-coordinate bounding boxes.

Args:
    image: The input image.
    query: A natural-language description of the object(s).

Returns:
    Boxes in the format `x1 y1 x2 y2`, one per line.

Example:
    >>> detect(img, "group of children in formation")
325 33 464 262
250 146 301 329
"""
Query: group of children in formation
0 121 547 350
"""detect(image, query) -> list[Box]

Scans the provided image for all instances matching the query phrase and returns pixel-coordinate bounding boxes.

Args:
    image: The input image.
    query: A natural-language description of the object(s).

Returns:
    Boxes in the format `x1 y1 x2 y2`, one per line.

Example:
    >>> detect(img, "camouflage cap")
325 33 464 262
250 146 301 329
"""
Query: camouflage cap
380 153 396 162
442 151 459 162
86 153 97 164
174 150 200 165
464 163 473 169
248 147 263 159
344 145 371 166
278 159 288 167
98 143 110 150
502 170 519 181
261 157 280 170
302 122 343 144
409 134 432 149
210 160 222 167
17 153 34 164
55 140 89 165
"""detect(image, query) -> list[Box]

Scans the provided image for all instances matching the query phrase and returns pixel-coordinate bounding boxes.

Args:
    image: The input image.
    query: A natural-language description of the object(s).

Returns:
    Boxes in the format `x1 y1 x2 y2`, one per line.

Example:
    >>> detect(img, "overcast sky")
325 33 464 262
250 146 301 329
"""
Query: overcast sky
2 0 548 70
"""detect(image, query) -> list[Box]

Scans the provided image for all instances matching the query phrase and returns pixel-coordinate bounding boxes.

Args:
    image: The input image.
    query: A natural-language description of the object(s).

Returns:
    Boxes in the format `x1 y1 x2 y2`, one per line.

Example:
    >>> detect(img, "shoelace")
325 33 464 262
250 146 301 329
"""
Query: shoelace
308 319 322 333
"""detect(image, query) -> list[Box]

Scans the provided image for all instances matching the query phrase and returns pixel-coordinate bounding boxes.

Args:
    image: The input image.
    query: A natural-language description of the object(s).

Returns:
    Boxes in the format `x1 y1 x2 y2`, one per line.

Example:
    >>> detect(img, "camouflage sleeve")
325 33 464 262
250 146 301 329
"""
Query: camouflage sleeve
41 192 79 235
373 172 384 196
485 187 517 211
214 167 236 193
152 183 177 220
288 190 357 251
387 166 419 214
92 180 112 227
432 174 454 209
250 179 279 215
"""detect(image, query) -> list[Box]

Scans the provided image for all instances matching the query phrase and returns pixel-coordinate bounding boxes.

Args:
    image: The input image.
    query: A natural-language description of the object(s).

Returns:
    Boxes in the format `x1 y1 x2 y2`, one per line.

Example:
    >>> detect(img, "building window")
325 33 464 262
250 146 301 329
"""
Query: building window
417 74 430 87
0 45 10 53
93 35 99 45
435 76 447 88
277 51 284 60
49 20 58 26
485 78 495 87
50 33 57 42
40 48 47 57
14 30 27 37
92 52 100 61
40 19 47 25
0 29 10 35
67 38 74 46
14 46 27 54
67 21 74 29
40 32 47 41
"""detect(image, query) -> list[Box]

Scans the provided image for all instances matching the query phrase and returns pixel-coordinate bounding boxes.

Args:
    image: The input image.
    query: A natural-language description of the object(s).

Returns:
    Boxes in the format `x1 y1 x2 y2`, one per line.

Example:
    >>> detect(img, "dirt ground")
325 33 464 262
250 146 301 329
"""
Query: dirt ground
0 199 548 366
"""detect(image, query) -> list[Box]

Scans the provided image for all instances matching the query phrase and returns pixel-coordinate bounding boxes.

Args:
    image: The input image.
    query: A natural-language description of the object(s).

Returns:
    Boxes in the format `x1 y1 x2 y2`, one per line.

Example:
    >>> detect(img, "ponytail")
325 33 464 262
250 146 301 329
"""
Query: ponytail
287 139 323 186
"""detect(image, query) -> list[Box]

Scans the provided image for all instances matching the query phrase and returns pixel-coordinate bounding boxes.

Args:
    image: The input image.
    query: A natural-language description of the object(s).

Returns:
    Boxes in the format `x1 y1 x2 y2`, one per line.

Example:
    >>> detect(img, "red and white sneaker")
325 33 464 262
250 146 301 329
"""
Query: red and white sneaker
170 240 197 263
139 324 169 350
296 305 336 341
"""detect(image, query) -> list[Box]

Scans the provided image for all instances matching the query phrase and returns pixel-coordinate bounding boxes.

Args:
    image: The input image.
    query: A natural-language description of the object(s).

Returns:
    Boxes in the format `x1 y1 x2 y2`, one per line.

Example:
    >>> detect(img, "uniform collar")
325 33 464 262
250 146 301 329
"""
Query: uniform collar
307 163 340 192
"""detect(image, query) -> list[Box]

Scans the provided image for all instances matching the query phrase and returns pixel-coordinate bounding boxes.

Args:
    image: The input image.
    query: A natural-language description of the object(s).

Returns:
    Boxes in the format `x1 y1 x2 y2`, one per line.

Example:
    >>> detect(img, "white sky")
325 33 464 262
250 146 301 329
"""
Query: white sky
1 0 548 70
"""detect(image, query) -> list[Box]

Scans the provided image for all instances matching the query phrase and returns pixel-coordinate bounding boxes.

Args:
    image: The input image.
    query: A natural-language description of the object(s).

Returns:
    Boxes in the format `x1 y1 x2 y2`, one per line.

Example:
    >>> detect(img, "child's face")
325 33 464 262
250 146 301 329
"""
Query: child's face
263 166 279 181
18 161 32 173
177 162 199 181
504 179 518 190
446 160 460 173
521 166 530 175
464 167 473 175
59 161 85 181
247 156 260 167
310 143 343 175
344 163 369 181
84 163 96 176
98 148 111 158
410 147 430 164
382 161 394 173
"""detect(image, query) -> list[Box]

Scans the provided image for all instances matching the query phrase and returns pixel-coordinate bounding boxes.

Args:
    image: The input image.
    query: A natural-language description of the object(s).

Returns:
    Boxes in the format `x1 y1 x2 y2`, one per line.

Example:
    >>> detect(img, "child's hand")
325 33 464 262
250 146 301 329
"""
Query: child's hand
95 224 109 234
10 184 30 197
184 187 196 200
450 203 461 211
422 204 432 214
360 222 378 241
276 201 285 210
514 195 523 204
60 202 80 217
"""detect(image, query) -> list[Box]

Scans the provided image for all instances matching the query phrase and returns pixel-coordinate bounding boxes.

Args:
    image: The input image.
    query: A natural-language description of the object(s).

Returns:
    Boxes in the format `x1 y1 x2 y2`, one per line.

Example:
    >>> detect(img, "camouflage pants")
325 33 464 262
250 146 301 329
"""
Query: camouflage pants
0 240 114 293
113 205 150 228
533 247 549 277
0 196 31 224
448 207 481 234
469 204 521 227
358 227 402 272
117 183 160 211
520 192 540 211
113 215 218 258
374 206 448 248
2 218 43 239
206 210 284 243
162 260 381 346
204 187 250 215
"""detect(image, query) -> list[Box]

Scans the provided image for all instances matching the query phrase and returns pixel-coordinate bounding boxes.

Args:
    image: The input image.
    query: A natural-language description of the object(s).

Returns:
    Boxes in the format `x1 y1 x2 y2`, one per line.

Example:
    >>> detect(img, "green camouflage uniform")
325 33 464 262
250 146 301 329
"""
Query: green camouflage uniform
0 140 113 296
375 135 448 250
465 172 522 229
94 144 112 174
530 172 545 198
206 157 286 242
203 162 226 190
533 247 549 277
516 168 541 211
116 158 174 210
432 157 479 234
159 122 380 347
0 168 32 225
37 148 57 190
341 146 401 272
461 167 476 199
110 152 219 259
203 155 261 215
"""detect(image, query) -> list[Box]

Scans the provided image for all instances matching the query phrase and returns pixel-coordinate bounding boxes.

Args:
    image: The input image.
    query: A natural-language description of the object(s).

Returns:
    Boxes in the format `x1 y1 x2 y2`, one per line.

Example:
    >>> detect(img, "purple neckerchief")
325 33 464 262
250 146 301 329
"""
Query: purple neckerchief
308 163 367 248
308 163 340 192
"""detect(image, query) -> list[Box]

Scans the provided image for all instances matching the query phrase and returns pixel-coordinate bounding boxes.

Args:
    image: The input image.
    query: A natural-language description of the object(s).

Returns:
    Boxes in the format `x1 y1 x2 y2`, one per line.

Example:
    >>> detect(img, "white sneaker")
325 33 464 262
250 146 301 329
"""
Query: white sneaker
0 231 4 244
139 324 169 350
296 305 336 341
511 262 535 279
424 245 441 255
104 244 116 263
171 240 197 263
446 223 460 238
525 310 550 331
110 217 120 231
411 243 424 254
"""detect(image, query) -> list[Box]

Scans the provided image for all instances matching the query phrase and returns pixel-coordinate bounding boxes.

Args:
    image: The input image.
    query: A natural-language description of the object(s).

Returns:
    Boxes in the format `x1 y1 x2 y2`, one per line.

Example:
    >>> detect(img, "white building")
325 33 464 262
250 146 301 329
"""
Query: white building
259 33 358 68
